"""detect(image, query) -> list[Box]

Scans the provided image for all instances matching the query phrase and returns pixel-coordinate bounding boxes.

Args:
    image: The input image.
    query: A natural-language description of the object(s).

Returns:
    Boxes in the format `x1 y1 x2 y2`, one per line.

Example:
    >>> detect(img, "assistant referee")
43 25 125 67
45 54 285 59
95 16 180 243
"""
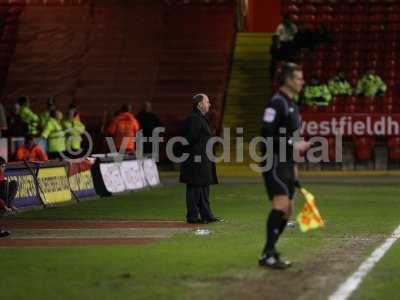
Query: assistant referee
258 63 311 269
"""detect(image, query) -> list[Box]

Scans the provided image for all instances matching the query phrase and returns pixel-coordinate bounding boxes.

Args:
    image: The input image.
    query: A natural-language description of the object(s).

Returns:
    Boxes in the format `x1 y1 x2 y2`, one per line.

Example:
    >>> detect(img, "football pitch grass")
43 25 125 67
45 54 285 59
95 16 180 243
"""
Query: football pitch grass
1 181 400 300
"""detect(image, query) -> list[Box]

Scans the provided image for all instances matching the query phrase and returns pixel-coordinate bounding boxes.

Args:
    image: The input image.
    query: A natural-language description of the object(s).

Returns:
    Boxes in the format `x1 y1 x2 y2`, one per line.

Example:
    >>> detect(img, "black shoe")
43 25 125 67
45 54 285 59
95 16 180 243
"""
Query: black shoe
187 219 203 224
0 230 10 238
259 251 291 269
205 217 223 223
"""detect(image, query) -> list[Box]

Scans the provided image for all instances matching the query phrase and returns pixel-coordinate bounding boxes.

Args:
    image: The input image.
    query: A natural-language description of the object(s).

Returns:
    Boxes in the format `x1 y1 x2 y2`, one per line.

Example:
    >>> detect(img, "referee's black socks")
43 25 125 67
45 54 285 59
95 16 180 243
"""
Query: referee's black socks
263 209 285 254
279 218 288 234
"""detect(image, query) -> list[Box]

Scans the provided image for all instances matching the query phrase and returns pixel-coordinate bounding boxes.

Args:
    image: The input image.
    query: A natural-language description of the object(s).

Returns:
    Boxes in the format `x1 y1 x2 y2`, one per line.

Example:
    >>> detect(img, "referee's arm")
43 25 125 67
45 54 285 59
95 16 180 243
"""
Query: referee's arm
261 101 282 141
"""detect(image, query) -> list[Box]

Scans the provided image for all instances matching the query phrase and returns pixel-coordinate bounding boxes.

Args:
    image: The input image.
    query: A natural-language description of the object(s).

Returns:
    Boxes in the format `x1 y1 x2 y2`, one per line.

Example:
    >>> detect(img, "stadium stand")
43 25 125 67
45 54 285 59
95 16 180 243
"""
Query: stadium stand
0 0 235 147
281 0 400 169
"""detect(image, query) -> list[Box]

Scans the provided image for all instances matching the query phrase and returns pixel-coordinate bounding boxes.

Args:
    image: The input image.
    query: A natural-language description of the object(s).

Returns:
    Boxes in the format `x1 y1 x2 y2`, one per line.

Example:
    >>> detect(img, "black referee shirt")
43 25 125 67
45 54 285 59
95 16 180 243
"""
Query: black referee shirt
261 91 301 164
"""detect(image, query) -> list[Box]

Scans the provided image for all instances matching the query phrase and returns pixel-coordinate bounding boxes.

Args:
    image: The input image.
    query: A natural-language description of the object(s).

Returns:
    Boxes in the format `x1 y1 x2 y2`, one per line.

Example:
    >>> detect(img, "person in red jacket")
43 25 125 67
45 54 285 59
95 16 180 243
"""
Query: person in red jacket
107 104 140 153
0 157 19 237
15 135 48 162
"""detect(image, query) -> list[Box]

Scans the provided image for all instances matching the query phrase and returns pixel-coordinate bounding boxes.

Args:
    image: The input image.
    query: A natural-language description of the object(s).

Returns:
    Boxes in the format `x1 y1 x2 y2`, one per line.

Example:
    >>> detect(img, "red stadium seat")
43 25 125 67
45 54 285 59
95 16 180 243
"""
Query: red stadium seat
319 5 333 14
388 14 400 22
304 4 317 14
354 137 375 161
369 14 385 24
303 14 316 24
290 14 300 22
353 4 366 15
337 4 351 15
351 15 365 24
364 103 378 114
287 4 300 14
383 104 394 114
344 104 357 114
388 137 400 161
370 4 385 14
346 96 358 106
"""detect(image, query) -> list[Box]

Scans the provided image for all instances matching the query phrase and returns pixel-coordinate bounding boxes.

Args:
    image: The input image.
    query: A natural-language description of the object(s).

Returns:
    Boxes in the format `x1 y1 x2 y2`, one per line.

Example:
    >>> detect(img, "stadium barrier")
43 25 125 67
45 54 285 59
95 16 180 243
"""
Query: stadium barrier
67 159 97 200
37 163 75 206
4 157 160 210
91 157 160 197
5 162 42 208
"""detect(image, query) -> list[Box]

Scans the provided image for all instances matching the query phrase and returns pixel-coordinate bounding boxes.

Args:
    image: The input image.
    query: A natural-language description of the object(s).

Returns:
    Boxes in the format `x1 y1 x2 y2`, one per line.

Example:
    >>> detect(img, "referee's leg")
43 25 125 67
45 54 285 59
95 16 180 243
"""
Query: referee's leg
262 195 291 255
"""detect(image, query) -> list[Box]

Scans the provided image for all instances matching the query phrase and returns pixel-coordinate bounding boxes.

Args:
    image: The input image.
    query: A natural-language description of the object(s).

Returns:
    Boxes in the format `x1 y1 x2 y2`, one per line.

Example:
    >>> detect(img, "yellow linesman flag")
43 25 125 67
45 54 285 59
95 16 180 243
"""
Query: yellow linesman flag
297 188 325 232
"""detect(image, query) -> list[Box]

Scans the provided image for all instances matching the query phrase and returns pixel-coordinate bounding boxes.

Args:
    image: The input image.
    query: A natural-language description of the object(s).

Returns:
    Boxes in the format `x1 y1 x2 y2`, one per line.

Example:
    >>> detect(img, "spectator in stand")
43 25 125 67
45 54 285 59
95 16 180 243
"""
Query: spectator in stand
18 96 39 137
63 104 86 159
270 35 284 79
5 102 28 137
315 25 332 45
328 72 353 96
41 110 66 160
303 77 332 106
294 25 331 52
0 156 18 237
136 101 162 156
294 24 314 51
107 104 140 154
276 14 298 60
40 97 56 131
0 101 6 137
356 72 387 97
15 135 48 162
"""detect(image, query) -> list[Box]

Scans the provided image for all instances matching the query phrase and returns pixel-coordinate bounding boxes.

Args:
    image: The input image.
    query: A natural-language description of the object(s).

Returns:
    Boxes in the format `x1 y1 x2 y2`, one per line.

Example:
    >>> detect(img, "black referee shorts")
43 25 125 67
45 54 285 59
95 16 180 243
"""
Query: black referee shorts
262 162 296 201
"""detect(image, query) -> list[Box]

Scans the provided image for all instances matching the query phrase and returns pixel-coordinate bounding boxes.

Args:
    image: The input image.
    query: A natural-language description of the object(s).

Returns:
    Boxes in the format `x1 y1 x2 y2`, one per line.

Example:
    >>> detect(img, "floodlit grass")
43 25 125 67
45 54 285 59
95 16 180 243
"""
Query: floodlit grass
1 182 399 299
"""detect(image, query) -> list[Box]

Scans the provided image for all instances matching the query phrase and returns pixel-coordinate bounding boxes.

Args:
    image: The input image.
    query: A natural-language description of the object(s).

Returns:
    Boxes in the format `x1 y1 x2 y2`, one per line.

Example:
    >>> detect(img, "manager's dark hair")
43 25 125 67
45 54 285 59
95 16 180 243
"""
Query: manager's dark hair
0 156 6 166
277 63 302 86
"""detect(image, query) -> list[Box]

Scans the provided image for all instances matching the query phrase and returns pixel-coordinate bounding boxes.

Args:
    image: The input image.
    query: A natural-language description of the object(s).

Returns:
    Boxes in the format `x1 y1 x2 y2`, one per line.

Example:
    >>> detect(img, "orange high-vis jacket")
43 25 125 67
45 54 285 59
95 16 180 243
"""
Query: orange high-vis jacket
15 144 48 162
107 112 140 151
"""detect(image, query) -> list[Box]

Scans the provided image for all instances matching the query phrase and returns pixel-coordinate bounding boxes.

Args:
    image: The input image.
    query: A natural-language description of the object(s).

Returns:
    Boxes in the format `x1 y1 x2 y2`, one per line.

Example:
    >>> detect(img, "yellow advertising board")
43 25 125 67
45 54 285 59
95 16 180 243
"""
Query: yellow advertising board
37 167 74 206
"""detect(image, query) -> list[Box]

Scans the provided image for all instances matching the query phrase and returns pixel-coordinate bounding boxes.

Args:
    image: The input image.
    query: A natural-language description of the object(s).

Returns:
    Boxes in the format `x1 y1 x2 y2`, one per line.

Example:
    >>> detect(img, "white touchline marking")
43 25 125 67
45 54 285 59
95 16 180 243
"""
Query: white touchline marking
329 225 400 300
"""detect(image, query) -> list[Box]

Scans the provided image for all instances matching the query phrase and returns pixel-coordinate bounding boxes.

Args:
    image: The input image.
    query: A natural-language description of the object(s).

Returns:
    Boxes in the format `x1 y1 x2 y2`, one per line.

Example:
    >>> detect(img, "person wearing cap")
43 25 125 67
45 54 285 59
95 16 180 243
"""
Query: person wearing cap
179 94 220 224
15 135 48 162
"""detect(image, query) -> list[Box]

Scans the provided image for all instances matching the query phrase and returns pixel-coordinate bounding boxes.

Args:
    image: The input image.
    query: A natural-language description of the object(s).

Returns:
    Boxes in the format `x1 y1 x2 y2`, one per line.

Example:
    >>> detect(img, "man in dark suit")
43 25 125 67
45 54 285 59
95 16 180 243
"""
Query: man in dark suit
180 94 219 224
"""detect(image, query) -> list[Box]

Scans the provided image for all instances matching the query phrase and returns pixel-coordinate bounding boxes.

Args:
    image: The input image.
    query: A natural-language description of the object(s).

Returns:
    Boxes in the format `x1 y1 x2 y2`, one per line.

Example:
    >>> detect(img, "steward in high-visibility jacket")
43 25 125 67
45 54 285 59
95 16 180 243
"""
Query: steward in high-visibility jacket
303 79 332 106
107 105 140 153
15 135 48 162
41 110 66 159
356 72 387 97
40 97 57 130
328 72 353 96
18 96 39 136
63 110 85 152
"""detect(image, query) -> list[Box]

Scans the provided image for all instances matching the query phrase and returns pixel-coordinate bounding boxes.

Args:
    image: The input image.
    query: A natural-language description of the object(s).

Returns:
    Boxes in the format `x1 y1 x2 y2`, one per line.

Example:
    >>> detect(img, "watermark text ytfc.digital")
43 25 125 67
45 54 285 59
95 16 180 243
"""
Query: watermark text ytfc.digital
59 127 345 173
